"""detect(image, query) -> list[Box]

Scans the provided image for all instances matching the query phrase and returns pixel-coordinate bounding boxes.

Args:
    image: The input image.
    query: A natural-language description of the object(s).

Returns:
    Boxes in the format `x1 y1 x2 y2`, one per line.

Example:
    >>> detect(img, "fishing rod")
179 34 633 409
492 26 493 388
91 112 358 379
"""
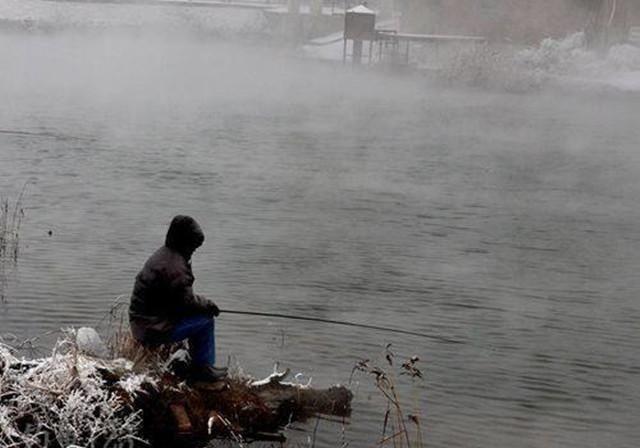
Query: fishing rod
219 309 462 344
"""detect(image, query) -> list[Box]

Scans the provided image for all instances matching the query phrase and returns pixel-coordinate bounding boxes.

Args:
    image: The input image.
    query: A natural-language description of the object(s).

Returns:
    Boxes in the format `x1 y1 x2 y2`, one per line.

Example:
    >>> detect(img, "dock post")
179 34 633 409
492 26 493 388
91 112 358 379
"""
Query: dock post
287 0 300 13
353 40 363 64
311 0 322 16
343 38 348 64
287 0 302 43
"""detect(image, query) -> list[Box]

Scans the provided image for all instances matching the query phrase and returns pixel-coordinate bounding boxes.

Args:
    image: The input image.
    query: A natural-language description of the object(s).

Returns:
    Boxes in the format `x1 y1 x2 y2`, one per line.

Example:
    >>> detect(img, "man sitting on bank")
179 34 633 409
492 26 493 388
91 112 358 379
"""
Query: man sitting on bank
129 215 227 382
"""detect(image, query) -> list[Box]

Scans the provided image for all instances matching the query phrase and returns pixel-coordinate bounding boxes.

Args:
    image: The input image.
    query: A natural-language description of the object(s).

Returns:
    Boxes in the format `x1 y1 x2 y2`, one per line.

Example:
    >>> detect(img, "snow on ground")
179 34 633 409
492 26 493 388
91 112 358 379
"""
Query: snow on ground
603 71 640 91
414 31 640 93
303 33 344 61
0 0 266 34
515 33 640 79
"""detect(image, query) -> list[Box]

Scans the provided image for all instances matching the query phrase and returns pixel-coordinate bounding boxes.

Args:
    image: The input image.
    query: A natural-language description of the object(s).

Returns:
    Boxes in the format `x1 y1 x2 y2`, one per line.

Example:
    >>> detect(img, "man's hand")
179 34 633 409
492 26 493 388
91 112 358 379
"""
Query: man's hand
206 301 220 317
194 294 220 317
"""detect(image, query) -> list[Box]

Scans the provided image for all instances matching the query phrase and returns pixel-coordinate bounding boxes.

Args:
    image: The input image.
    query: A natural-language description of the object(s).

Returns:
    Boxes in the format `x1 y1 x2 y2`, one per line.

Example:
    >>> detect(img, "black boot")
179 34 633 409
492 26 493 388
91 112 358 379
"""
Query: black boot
190 365 228 383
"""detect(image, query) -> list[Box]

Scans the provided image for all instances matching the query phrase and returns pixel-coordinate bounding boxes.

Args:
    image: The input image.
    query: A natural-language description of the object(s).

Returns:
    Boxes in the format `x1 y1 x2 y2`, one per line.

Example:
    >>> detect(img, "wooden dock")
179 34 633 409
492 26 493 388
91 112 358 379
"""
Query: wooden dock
376 31 487 44
630 26 640 46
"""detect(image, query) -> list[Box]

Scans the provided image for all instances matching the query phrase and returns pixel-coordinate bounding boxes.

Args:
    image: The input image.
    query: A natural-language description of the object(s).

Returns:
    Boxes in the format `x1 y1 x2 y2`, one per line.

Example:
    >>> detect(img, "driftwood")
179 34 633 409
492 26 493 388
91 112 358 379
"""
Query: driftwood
121 357 352 447
0 331 352 448
134 365 352 447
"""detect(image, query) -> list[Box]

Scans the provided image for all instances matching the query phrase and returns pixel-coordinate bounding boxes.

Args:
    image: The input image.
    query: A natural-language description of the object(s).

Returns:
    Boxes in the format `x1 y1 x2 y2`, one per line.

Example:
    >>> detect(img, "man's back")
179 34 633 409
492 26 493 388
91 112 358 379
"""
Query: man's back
129 245 194 340
129 215 211 344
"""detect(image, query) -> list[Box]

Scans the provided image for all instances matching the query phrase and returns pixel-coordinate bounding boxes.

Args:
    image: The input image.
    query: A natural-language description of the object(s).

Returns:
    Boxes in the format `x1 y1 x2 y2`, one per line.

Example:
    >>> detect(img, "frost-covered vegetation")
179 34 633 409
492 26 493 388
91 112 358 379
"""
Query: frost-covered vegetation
0 329 150 447
516 32 640 77
0 322 354 447
434 32 640 91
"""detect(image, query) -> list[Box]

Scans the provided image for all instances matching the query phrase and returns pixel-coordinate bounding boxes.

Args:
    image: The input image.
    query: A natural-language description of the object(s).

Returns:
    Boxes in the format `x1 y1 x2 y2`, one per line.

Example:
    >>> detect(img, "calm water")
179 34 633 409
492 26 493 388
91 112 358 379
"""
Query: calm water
1 30 640 448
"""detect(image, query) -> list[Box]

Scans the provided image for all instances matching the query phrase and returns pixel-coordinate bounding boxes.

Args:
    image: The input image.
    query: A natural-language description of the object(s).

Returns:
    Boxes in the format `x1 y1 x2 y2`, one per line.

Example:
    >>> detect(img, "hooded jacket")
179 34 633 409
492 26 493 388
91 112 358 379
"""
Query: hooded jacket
129 215 215 344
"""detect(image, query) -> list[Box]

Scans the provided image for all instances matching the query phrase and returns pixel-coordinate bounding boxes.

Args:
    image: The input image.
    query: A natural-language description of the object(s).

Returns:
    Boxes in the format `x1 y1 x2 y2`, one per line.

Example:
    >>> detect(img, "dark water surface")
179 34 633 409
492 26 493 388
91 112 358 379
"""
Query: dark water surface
1 32 640 448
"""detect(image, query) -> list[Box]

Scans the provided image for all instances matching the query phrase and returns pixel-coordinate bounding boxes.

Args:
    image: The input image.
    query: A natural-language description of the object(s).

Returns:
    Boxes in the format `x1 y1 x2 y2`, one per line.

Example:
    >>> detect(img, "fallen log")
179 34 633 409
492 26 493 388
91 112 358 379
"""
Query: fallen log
0 329 352 448
131 360 352 446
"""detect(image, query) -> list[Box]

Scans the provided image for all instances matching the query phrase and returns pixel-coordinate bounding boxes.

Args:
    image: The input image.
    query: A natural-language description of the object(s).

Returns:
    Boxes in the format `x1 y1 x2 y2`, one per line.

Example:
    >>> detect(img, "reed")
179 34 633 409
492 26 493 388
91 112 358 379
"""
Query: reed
104 297 182 371
351 345 425 448
0 187 26 301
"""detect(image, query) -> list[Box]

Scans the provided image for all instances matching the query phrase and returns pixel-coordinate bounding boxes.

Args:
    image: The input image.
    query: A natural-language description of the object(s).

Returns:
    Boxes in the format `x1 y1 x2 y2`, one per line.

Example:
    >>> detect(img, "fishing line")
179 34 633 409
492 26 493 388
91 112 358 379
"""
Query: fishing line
220 309 462 344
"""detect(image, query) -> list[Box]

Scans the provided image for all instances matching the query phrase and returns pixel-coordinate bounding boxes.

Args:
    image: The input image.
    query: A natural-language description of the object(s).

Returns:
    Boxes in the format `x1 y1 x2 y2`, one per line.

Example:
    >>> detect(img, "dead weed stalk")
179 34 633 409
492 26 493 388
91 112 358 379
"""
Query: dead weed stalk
0 186 26 301
351 344 424 448
104 296 183 371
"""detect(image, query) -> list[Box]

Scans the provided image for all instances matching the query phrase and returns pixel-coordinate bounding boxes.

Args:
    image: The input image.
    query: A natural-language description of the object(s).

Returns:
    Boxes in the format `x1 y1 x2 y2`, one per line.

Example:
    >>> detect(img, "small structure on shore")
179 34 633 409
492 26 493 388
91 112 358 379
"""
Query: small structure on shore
342 3 486 67
343 4 377 64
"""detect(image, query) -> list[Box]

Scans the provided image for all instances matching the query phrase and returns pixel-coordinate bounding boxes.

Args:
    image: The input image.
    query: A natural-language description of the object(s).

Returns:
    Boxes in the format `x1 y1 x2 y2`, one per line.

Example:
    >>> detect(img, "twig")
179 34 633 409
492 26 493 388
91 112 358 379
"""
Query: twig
310 416 321 448
378 429 405 445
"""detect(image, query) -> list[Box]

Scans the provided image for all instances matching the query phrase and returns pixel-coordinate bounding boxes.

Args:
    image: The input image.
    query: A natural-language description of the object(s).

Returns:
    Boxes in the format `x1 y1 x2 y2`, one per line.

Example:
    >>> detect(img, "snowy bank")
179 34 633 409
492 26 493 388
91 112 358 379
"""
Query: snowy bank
0 329 147 447
432 32 640 93
0 328 352 447
304 30 640 93
0 0 266 35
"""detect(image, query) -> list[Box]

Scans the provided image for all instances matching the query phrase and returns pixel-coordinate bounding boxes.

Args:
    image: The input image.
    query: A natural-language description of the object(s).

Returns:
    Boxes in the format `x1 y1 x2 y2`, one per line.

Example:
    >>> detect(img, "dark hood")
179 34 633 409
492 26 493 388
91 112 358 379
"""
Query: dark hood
165 215 205 258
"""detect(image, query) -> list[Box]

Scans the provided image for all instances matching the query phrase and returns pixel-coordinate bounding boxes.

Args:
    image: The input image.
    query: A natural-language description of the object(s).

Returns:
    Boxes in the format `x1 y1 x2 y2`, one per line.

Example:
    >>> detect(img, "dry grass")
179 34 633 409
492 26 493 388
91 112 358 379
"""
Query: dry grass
351 345 424 448
104 297 183 371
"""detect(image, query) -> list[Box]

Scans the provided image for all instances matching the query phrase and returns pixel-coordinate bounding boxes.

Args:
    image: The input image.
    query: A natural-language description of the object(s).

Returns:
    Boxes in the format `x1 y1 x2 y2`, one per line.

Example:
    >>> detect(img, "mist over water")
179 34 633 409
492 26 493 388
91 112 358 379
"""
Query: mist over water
1 23 640 448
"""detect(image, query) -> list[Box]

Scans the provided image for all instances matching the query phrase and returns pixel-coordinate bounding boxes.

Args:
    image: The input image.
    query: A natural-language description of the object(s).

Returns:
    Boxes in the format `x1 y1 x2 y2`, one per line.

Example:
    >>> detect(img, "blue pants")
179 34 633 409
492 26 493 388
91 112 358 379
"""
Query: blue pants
168 315 216 367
